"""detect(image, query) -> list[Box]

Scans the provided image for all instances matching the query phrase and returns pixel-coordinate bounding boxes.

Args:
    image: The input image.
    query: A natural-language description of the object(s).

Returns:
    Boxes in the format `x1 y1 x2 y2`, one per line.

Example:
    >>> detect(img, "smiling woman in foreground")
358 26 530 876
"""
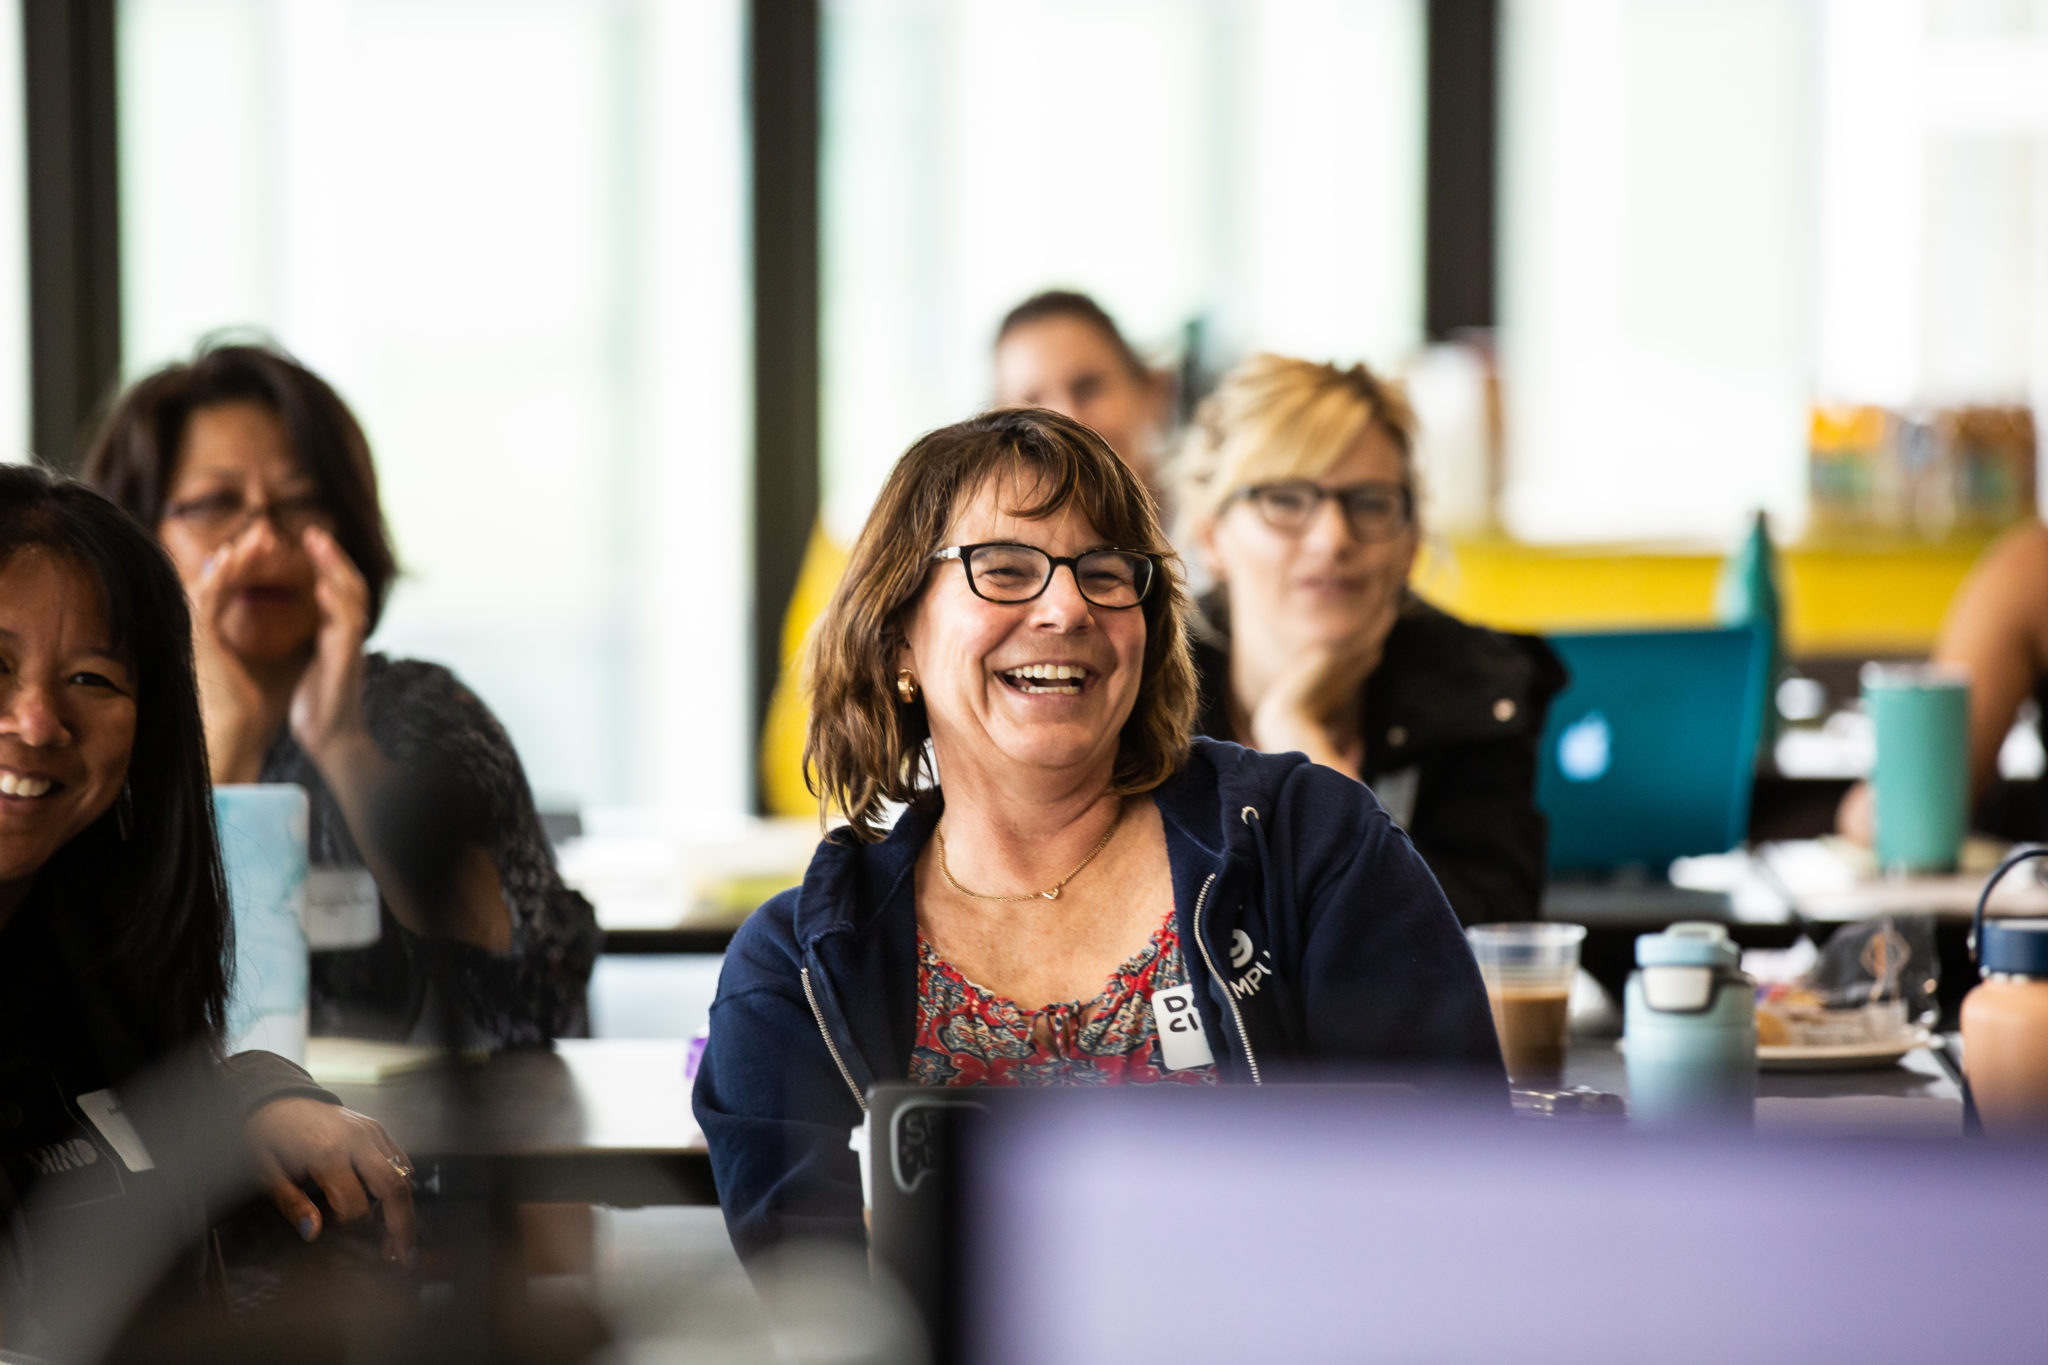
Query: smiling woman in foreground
692 408 1504 1260
1 467 412 1348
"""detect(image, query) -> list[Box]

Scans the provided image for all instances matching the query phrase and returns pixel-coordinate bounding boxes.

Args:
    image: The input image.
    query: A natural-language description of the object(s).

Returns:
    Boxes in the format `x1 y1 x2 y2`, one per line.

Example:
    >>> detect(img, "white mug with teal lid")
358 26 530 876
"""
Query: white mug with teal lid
1624 922 1757 1127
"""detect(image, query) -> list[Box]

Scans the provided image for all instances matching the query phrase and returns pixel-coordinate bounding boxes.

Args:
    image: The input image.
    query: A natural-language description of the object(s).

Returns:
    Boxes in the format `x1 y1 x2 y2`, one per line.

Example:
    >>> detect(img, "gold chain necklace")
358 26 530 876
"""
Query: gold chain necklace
935 801 1124 903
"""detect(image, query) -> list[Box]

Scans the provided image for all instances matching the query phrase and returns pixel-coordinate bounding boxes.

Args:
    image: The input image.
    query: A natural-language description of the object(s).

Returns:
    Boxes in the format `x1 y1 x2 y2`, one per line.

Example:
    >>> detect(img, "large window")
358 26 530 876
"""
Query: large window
119 0 751 819
1500 0 2048 544
820 0 1426 538
1814 0 2048 410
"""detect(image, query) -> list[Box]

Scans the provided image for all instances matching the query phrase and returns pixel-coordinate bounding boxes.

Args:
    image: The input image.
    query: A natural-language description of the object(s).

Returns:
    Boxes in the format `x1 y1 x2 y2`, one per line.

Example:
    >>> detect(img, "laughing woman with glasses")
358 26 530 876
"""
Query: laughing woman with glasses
693 407 1502 1261
82 341 598 1046
1177 354 1566 926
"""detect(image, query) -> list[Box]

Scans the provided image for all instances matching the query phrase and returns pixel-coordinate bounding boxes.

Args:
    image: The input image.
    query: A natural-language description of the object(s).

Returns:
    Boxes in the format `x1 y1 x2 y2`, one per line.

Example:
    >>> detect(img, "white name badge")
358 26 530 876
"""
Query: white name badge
76 1090 155 1173
1150 982 1215 1071
305 866 382 949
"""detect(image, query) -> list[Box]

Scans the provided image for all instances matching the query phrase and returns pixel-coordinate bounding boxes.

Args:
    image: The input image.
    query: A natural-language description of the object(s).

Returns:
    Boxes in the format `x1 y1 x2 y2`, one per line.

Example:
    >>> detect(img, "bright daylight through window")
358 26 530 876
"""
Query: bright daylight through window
118 0 751 820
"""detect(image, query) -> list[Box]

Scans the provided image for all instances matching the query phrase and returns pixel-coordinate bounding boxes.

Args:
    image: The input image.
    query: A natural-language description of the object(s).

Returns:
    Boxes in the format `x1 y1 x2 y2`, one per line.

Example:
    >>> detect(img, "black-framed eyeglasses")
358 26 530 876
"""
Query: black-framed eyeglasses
1233 480 1413 541
161 490 330 544
932 543 1160 610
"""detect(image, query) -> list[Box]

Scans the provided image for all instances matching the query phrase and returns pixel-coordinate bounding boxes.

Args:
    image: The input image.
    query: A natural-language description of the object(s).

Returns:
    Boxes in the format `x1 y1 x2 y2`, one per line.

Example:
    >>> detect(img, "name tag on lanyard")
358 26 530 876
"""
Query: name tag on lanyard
306 866 383 949
1150 982 1215 1071
77 1088 155 1172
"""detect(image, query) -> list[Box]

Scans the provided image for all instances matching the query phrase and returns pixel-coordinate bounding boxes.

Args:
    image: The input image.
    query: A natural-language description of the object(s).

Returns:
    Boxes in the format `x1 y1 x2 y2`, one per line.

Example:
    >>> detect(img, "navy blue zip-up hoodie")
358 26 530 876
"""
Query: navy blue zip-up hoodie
693 738 1506 1259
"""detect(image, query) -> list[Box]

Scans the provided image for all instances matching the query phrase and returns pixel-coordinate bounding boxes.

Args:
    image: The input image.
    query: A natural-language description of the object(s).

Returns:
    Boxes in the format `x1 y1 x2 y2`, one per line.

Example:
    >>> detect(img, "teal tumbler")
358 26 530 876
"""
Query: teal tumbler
1863 664 1970 875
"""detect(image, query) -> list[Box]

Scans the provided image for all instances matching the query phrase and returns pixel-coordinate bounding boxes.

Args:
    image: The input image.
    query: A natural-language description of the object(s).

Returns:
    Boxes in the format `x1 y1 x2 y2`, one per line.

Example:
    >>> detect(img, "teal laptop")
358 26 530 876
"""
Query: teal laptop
1535 626 1766 875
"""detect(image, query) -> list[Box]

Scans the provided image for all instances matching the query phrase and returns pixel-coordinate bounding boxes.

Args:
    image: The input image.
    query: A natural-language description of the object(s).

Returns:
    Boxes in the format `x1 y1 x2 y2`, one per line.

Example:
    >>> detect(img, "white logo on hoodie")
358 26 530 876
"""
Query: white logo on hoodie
1228 928 1277 1001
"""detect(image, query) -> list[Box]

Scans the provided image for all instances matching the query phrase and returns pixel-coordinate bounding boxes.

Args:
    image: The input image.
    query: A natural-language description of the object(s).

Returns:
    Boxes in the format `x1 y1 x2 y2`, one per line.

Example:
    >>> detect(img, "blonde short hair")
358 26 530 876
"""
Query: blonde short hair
804 407 1198 841
1174 353 1418 529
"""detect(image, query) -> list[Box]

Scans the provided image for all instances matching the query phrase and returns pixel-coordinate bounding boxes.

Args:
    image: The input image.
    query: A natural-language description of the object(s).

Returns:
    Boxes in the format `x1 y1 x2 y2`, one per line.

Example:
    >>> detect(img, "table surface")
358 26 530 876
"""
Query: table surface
595 838 2048 955
327 1031 1964 1174
1548 838 2048 925
328 1039 705 1158
1562 1033 1965 1136
327 1039 712 1206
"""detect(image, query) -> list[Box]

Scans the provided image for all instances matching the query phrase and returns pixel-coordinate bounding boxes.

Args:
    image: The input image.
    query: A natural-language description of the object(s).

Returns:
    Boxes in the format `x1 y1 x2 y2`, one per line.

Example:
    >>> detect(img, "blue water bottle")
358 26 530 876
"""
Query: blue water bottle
1624 922 1756 1128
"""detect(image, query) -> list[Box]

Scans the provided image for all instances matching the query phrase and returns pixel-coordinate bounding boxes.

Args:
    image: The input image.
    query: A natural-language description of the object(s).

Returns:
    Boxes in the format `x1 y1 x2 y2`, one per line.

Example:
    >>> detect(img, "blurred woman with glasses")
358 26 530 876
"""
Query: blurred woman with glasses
694 407 1501 1261
1177 354 1565 925
83 341 598 1046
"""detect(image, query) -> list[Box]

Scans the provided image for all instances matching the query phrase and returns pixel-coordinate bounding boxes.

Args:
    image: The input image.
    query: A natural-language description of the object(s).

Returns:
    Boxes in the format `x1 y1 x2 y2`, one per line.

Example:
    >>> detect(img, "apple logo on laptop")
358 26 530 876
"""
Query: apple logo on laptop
1558 711 1611 783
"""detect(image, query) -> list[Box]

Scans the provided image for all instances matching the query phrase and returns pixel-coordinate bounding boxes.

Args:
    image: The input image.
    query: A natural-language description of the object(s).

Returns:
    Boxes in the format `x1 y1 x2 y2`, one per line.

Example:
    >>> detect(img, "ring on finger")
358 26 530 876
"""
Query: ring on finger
388 1155 415 1182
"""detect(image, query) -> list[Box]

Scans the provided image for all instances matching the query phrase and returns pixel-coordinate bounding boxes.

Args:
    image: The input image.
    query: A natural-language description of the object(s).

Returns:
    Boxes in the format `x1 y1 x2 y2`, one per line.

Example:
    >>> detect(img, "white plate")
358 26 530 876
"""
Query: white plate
1757 1029 1933 1071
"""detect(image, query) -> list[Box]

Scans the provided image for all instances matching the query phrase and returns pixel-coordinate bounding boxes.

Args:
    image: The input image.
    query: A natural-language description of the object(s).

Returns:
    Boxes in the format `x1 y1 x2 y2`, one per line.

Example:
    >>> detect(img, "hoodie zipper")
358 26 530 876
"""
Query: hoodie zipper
801 965 867 1114
1191 871 1262 1085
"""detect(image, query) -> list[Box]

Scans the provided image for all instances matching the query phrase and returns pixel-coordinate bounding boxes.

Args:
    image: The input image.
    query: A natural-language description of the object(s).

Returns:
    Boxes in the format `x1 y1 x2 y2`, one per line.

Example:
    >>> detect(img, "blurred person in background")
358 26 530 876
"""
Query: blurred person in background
1 467 414 1351
84 341 599 1046
1837 521 2048 845
1175 354 1565 925
694 407 1502 1260
992 289 1175 497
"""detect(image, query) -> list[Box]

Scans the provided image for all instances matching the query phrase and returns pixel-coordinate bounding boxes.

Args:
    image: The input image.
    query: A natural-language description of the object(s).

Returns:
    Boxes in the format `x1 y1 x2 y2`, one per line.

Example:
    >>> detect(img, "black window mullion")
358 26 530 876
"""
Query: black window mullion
749 0 821 813
1424 0 1500 340
22 0 120 473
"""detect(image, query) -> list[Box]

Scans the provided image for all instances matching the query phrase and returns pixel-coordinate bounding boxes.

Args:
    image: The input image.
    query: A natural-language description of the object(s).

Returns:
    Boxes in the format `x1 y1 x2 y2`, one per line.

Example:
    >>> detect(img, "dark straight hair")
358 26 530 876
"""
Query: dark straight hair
995 289 1151 384
0 464 231 1054
80 338 400 629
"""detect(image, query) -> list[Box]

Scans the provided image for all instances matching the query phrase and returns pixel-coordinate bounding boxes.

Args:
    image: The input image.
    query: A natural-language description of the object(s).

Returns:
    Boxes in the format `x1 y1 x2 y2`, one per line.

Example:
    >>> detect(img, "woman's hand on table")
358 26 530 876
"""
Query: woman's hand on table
244 1096 417 1267
190 528 288 783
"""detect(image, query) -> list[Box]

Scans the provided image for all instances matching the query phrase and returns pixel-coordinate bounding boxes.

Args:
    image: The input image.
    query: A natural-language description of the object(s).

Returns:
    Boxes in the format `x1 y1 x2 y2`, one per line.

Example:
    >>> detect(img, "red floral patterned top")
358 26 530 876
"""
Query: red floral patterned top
909 909 1219 1087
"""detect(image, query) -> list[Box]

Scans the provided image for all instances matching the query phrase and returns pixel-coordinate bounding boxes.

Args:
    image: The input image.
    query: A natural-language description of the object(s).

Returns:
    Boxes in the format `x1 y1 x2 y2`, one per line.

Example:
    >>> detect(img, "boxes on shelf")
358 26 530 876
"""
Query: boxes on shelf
1808 402 2037 540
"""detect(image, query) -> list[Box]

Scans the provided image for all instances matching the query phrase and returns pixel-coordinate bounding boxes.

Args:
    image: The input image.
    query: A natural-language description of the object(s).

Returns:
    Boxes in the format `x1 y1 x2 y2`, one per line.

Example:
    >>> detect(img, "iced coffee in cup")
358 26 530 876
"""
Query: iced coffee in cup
1466 923 1586 1085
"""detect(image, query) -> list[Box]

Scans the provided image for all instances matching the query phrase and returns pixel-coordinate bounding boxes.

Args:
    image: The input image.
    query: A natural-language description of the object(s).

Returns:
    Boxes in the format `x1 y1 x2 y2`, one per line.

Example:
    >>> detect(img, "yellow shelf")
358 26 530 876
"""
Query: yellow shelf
1418 535 1995 657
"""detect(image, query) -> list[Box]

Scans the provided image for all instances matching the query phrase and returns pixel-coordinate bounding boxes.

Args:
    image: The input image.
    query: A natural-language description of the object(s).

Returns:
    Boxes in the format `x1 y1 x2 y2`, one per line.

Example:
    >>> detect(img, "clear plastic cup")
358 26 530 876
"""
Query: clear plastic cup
1467 922 1586 1085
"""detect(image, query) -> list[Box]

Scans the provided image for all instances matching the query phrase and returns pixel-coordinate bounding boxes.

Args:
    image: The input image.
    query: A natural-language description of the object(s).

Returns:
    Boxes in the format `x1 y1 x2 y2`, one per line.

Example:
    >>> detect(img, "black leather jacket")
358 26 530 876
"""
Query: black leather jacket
1192 593 1567 925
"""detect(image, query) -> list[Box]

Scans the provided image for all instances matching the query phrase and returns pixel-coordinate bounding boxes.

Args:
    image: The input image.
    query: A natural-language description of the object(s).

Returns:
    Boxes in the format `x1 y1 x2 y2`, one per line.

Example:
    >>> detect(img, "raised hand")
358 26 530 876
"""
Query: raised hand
275 527 515 951
190 527 287 783
287 525 372 765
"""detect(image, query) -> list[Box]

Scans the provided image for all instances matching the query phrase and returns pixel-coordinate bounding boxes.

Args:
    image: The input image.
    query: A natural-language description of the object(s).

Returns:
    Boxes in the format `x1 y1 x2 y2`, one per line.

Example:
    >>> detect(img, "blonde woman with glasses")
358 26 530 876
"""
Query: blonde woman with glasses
1178 354 1566 926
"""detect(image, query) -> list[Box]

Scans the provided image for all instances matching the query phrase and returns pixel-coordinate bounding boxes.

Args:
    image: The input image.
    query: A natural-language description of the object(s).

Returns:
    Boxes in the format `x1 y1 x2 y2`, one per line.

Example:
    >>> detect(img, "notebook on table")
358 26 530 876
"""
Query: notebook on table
302 1036 451 1085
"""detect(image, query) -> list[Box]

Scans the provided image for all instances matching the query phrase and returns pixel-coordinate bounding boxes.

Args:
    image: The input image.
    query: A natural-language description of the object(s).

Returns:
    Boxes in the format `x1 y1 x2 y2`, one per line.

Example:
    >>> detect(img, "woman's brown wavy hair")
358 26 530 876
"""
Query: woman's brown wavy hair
804 407 1197 841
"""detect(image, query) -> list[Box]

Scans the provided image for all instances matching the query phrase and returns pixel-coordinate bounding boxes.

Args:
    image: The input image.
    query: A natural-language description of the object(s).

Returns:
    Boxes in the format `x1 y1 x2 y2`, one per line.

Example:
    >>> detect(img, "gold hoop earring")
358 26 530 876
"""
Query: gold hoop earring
896 669 919 705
